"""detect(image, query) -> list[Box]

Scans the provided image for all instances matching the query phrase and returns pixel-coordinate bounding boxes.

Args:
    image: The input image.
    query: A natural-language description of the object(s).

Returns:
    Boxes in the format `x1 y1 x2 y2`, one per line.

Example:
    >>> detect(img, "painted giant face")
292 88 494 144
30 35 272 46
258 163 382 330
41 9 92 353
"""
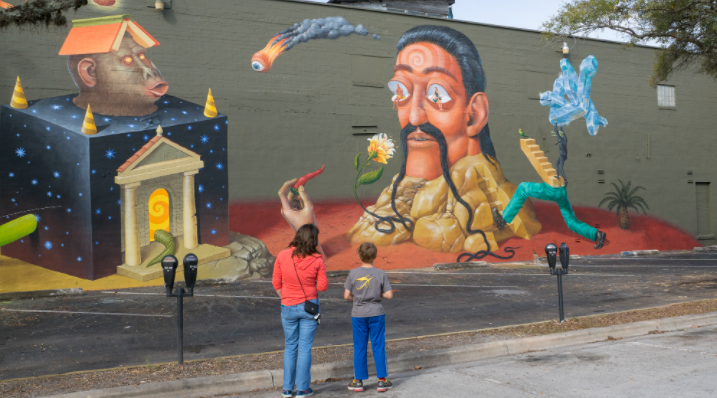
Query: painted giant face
389 43 488 180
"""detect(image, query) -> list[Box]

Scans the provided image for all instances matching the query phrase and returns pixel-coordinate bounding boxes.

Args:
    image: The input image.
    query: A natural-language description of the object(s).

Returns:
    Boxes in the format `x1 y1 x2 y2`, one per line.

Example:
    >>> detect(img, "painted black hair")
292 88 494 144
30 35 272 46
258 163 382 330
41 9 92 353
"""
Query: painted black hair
397 25 497 163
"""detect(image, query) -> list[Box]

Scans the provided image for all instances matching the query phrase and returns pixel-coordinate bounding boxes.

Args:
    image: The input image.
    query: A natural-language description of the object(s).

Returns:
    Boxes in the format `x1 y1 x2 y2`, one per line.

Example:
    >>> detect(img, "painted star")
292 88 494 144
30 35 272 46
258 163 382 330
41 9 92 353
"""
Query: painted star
95 209 101 215
44 226 49 230
211 229 217 235
77 257 82 262
187 125 193 131
15 148 26 157
200 135 209 144
67 208 72 213
70 114 79 120
45 126 51 131
34 215 41 221
198 185 204 193
53 171 60 178
8 172 14 177
216 162 224 170
44 241 52 250
143 135 149 141
103 117 112 122
105 149 116 159
117 199 122 205
46 145 51 150
50 104 63 111
206 202 212 209
47 191 52 197
214 124 220 131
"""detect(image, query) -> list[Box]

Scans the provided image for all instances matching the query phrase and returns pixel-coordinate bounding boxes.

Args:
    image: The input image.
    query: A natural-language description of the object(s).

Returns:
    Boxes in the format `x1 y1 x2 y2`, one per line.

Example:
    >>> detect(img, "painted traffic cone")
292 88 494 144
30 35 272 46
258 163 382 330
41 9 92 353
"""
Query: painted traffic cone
10 76 28 109
204 88 217 118
81 104 97 135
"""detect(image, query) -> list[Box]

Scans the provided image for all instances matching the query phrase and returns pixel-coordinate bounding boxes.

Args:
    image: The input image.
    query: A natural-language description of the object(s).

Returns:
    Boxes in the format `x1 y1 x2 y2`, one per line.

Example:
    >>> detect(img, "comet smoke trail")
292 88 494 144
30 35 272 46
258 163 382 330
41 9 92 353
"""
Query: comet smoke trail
251 16 380 73
1 206 62 219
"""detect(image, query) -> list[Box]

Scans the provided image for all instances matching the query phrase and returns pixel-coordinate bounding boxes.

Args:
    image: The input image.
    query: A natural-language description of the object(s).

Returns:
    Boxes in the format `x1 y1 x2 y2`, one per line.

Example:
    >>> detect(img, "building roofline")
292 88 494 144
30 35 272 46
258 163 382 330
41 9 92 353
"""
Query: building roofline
279 0 660 50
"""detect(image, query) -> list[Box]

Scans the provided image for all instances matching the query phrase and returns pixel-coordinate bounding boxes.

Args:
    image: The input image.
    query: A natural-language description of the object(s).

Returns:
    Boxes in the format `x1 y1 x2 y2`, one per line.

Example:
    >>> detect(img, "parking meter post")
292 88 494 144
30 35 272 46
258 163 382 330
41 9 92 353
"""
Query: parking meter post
177 286 184 365
557 271 565 322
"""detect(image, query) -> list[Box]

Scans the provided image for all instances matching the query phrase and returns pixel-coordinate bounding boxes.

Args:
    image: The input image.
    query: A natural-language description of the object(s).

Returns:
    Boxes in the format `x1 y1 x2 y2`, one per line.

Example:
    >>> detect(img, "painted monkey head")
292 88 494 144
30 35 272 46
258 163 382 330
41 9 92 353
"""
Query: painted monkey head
68 34 169 116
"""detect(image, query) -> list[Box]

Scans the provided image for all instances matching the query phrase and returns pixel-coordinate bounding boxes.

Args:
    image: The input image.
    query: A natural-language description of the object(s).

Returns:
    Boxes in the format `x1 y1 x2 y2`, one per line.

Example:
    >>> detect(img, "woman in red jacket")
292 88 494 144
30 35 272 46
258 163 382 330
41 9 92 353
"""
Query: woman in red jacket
273 224 328 398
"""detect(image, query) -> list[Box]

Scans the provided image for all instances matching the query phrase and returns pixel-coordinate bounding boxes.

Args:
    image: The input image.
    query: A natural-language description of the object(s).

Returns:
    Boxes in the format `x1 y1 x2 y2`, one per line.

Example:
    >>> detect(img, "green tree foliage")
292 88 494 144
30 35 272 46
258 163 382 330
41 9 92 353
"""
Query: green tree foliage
541 0 717 86
598 179 649 229
0 0 87 30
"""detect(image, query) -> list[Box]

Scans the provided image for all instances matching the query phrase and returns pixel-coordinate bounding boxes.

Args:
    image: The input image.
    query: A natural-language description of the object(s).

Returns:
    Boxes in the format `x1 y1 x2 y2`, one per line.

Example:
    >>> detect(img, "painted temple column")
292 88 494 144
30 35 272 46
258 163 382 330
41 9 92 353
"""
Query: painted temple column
123 182 142 266
183 170 199 250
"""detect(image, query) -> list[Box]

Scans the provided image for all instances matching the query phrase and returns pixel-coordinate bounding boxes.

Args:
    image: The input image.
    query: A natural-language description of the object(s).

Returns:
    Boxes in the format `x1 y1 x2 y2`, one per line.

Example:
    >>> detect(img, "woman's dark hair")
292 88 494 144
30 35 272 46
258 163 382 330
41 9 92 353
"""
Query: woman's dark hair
397 25 497 163
289 224 320 258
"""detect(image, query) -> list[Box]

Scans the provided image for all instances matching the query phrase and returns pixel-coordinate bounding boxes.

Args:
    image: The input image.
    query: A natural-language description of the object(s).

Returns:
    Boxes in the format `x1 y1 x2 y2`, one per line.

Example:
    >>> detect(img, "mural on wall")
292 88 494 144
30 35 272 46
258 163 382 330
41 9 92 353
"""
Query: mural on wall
1 14 274 290
251 16 380 73
249 22 701 270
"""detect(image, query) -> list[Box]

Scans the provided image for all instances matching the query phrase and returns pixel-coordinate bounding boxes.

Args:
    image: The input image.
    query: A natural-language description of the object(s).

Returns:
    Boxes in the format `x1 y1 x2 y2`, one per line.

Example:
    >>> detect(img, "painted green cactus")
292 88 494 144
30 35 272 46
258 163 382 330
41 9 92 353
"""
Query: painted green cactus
0 214 38 247
147 230 176 267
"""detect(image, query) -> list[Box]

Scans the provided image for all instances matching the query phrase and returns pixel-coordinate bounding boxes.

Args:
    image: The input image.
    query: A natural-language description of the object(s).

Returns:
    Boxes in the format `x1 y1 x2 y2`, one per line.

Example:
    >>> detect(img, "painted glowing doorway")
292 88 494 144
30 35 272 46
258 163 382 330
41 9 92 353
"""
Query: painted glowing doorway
148 188 170 241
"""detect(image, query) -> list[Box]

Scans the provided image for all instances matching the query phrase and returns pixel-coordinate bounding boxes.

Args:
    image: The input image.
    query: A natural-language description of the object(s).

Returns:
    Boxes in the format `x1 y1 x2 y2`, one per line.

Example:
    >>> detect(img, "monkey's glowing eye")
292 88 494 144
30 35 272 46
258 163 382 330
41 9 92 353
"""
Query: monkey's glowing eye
139 54 146 60
251 61 266 72
122 56 133 66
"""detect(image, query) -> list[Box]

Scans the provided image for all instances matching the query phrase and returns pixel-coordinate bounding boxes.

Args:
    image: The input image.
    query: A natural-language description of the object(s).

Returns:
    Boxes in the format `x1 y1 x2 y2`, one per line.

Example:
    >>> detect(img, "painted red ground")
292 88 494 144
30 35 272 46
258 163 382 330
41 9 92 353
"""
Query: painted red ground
229 200 701 271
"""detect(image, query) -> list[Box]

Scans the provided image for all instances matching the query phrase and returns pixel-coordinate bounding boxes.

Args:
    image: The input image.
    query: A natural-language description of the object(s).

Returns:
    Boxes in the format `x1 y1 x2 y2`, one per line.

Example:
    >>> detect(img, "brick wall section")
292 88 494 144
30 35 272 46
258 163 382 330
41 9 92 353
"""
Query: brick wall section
1 0 716 243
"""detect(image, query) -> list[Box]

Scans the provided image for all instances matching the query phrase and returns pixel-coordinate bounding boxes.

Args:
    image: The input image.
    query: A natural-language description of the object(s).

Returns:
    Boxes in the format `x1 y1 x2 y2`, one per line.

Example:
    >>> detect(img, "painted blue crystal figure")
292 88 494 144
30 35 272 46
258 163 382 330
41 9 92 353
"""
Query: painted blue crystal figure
539 55 608 136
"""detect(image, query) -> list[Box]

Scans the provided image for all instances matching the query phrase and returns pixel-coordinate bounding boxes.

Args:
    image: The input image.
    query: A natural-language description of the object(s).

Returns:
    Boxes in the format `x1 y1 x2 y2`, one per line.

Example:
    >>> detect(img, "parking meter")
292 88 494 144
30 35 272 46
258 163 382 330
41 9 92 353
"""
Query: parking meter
559 243 569 271
183 253 198 290
162 255 178 293
545 243 557 269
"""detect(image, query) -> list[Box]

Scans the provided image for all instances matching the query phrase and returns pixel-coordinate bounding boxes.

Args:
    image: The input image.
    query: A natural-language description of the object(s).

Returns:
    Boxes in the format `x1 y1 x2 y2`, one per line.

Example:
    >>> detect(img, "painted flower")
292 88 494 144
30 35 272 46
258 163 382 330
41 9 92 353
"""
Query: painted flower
367 133 395 164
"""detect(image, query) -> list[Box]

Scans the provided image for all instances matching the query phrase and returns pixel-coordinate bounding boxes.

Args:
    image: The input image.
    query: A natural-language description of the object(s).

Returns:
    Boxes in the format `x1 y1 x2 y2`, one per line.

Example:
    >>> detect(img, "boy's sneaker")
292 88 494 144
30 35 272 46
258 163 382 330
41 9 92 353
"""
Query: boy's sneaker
281 391 293 398
377 379 393 392
348 379 364 392
296 388 313 397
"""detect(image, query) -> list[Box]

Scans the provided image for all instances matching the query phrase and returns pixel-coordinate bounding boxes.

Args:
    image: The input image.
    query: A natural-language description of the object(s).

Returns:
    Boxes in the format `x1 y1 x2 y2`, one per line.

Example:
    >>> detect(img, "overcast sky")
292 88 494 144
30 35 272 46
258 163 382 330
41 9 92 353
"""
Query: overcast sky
301 0 628 43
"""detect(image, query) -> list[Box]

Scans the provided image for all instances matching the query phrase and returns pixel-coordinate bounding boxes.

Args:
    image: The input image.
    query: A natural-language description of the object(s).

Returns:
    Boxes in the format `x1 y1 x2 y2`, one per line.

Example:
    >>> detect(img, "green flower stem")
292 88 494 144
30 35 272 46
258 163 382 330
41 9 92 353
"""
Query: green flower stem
353 151 379 214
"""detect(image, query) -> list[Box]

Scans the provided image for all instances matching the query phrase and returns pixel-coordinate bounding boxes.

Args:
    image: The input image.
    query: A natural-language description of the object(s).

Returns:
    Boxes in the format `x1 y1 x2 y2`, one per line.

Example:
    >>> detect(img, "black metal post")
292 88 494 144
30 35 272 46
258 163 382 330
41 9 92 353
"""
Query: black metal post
177 286 184 365
556 271 565 322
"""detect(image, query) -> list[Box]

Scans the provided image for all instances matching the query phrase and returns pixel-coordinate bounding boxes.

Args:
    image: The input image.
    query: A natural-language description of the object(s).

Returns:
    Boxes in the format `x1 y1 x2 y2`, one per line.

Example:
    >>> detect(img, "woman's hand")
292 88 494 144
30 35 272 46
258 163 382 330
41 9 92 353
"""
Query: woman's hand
278 179 317 231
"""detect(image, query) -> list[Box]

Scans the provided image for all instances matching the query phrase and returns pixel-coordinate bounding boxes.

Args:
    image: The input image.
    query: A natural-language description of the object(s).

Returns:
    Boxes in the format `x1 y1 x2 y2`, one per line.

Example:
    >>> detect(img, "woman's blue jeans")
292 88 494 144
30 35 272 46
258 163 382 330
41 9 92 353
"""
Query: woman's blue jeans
281 299 319 391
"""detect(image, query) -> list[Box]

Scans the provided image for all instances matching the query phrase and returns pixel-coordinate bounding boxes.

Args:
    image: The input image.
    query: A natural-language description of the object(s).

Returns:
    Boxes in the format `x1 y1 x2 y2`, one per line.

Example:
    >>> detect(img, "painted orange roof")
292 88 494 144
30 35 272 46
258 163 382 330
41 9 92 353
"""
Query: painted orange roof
117 136 200 173
0 1 13 9
59 23 124 55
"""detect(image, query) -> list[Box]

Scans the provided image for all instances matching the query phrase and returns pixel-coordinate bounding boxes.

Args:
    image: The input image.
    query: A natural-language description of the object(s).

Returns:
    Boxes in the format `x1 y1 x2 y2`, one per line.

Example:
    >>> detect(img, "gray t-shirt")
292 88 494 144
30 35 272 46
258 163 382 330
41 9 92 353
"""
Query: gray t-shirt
344 267 392 318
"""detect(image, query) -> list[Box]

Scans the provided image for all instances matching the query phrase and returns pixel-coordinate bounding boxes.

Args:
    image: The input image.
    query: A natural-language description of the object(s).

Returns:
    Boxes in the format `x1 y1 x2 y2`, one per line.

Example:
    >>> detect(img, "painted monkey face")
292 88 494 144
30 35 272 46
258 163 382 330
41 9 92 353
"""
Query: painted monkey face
107 35 169 101
390 43 488 180
70 34 169 116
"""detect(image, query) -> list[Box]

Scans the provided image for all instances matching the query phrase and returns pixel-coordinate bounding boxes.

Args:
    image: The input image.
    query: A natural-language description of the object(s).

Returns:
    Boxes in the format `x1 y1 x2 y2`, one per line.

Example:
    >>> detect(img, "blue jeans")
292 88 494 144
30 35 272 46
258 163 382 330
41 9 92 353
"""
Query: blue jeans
352 315 388 380
281 299 319 391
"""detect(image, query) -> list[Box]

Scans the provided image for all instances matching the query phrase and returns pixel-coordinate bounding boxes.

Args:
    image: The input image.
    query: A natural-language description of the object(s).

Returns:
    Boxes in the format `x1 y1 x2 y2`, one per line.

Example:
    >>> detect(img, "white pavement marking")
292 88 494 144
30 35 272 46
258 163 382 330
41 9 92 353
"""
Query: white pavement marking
627 341 712 354
101 291 280 299
0 308 171 317
385 271 636 277
251 281 518 288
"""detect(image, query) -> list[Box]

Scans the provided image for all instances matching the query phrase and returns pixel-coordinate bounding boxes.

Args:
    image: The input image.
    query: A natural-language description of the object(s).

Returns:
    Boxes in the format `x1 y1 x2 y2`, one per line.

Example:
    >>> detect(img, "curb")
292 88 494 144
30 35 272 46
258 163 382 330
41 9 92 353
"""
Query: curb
433 261 488 270
694 245 717 252
621 250 659 257
0 288 83 301
45 311 717 398
326 270 350 278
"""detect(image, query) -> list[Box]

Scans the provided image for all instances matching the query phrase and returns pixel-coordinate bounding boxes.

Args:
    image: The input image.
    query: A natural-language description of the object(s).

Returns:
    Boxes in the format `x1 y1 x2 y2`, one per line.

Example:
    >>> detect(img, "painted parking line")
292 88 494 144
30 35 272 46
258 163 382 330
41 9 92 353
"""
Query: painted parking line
101 291 280 299
0 308 171 317
251 281 518 288
385 271 636 277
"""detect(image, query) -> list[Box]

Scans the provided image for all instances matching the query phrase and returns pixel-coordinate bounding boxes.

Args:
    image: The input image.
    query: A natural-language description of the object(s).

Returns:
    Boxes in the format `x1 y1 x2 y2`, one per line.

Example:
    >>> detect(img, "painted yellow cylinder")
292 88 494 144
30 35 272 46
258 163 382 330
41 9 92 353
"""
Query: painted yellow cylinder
0 214 38 247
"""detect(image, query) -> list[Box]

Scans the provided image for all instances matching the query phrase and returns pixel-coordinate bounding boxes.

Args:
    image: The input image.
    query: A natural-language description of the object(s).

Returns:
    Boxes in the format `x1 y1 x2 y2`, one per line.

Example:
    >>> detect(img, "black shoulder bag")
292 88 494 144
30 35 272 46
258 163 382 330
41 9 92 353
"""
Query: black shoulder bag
292 258 320 317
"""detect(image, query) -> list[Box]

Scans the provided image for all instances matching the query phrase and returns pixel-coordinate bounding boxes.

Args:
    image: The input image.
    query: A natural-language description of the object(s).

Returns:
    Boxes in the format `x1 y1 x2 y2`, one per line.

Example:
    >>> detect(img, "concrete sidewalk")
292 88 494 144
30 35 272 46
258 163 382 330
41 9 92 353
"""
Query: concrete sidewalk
45 312 717 398
224 323 717 398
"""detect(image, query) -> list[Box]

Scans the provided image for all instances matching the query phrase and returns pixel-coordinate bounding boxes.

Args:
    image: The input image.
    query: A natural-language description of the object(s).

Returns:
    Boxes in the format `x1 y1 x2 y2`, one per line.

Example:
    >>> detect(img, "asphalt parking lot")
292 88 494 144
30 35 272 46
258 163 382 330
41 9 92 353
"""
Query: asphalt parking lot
1 252 716 380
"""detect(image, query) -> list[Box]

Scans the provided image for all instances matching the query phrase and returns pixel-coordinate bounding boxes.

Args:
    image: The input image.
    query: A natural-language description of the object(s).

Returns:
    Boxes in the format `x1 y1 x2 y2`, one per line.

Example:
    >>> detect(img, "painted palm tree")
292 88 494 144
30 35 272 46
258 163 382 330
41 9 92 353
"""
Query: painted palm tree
598 180 649 230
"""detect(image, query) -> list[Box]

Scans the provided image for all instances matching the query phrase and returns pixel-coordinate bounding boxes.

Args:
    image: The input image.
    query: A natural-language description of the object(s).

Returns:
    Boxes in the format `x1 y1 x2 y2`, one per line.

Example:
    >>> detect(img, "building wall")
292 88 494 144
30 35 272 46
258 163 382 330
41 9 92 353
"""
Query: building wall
1 0 715 268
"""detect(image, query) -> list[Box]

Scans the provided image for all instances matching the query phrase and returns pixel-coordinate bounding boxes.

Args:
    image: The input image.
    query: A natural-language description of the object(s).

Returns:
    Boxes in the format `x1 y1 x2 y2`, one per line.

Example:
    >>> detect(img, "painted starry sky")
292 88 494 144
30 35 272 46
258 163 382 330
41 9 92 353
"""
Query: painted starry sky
0 95 228 280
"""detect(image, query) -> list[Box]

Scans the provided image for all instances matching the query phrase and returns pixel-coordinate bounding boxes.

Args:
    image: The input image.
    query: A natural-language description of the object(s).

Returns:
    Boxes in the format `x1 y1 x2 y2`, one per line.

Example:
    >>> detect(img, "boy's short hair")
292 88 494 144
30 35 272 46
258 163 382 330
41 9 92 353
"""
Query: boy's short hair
358 242 377 263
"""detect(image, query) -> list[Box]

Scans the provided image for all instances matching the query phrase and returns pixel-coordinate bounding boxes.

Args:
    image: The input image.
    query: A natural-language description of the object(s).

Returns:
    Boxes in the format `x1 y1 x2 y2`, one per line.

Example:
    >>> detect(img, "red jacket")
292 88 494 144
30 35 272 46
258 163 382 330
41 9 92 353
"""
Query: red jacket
272 248 328 306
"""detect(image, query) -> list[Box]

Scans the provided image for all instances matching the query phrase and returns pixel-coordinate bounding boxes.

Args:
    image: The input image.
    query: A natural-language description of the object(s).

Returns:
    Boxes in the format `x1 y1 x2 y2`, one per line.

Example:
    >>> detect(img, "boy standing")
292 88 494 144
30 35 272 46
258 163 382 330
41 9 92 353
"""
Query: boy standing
344 242 394 392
